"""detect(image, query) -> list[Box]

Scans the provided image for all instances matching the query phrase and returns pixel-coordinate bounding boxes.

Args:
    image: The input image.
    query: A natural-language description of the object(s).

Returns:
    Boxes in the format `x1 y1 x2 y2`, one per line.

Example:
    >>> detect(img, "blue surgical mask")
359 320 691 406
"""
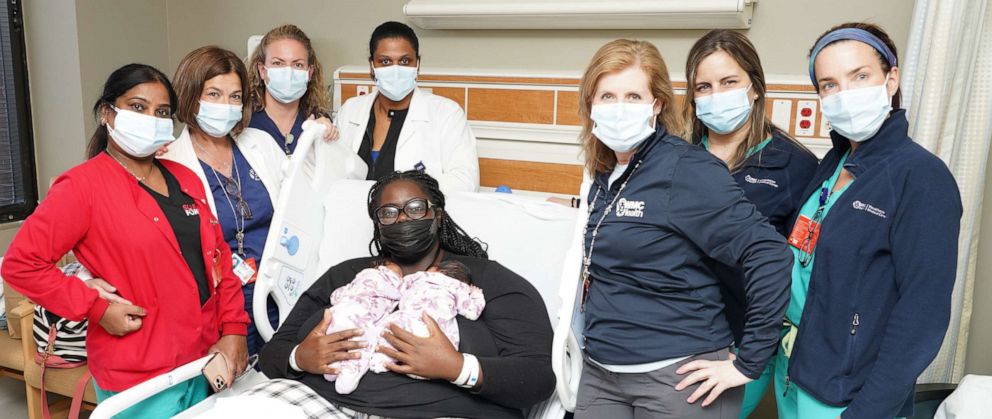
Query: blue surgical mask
374 65 418 101
590 101 657 153
107 107 174 158
820 81 893 143
265 66 309 103
694 85 752 134
196 101 242 138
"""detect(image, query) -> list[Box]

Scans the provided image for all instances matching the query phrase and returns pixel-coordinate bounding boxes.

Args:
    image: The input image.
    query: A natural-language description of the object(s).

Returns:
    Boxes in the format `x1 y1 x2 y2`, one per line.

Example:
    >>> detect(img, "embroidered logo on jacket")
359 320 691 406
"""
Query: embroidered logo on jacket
616 198 645 218
183 204 200 217
852 200 887 218
744 175 779 188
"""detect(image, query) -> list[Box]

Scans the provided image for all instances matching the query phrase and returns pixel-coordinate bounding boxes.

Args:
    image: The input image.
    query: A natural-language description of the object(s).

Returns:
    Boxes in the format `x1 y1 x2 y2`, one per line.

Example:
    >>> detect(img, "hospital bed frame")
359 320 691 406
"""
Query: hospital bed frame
90 124 585 419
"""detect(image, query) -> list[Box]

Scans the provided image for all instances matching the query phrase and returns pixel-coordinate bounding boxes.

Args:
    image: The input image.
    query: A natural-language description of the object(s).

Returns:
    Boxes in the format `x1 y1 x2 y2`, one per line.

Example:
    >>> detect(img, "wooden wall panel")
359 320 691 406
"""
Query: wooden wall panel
430 87 466 109
467 89 555 124
479 158 584 195
556 91 581 126
340 84 359 103
334 71 830 141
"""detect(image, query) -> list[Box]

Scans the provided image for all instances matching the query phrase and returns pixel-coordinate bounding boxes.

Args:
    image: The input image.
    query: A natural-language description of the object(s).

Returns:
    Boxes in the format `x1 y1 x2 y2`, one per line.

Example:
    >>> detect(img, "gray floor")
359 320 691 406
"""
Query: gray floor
0 377 28 419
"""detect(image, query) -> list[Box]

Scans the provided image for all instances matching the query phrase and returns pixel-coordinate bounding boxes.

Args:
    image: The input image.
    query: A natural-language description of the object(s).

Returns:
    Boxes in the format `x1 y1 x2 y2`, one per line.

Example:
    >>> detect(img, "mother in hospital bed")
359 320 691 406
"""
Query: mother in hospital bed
256 170 554 418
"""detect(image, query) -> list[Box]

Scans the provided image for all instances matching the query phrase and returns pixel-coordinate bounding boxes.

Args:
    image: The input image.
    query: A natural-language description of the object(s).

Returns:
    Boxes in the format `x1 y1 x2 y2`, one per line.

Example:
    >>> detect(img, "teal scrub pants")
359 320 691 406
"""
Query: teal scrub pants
93 376 210 419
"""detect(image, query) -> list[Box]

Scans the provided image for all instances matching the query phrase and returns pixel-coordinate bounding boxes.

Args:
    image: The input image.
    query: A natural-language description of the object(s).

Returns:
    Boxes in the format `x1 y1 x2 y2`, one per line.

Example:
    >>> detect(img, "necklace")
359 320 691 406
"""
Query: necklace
107 150 153 182
275 108 299 154
580 159 643 309
206 152 248 256
193 138 232 175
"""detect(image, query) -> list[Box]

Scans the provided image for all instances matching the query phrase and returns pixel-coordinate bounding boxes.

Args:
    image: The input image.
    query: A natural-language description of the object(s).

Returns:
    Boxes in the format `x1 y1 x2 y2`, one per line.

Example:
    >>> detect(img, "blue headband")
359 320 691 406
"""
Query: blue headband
808 28 898 86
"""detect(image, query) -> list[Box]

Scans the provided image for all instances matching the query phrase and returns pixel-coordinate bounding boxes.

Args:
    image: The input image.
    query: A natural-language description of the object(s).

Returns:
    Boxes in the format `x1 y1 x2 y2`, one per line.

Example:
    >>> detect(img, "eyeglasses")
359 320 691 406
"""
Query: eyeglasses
219 175 252 220
375 198 434 225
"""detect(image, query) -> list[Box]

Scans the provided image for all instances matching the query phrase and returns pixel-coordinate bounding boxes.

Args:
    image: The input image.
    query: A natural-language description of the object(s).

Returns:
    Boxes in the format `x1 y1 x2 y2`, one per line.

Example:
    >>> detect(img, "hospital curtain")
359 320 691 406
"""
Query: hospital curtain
902 0 992 384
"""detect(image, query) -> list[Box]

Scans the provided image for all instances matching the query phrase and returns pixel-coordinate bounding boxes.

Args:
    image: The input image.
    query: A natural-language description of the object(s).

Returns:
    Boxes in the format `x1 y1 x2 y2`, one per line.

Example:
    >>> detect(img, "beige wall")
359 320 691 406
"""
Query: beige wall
164 0 913 78
22 0 87 197
21 0 169 198
0 1 170 243
75 0 170 141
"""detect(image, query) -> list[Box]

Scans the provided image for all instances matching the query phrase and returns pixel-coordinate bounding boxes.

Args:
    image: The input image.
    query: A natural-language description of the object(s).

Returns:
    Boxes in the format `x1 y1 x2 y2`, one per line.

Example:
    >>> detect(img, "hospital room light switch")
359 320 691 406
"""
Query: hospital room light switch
771 100 792 131
819 112 832 137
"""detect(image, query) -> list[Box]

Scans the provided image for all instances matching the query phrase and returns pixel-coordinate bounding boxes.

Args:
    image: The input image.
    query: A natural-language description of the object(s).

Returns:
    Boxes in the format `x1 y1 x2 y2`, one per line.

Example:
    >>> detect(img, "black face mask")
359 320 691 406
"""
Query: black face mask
378 218 438 264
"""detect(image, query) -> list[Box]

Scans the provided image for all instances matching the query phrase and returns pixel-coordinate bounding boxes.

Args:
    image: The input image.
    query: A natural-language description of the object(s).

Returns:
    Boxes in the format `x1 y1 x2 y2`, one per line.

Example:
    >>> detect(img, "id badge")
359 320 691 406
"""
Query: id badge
232 254 258 285
787 215 822 253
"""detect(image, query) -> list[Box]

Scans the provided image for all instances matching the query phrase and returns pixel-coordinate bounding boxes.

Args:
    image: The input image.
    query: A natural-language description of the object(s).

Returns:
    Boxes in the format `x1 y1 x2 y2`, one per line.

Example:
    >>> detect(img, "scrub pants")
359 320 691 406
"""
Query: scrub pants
739 326 788 418
94 376 210 419
574 348 743 419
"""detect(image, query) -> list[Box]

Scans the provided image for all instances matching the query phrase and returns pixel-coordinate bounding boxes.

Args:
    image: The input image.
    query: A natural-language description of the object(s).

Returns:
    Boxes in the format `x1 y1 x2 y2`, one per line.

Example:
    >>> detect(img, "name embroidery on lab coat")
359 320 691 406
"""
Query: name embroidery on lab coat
744 174 779 188
615 198 645 218
852 200 887 218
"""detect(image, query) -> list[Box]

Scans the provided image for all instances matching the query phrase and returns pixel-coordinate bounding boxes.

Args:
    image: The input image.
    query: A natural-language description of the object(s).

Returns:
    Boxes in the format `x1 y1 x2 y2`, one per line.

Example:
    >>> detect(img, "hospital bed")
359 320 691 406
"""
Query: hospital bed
90 122 586 418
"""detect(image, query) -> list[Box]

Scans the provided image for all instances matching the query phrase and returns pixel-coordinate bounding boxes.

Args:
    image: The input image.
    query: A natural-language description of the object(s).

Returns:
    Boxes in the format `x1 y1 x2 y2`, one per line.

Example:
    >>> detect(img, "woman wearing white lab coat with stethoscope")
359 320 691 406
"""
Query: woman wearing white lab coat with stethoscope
160 46 287 357
333 21 480 193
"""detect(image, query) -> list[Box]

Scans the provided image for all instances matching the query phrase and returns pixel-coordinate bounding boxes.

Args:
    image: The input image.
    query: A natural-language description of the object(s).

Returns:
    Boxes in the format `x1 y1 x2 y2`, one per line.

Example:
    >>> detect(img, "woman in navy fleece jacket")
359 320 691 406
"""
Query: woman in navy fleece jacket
777 22 963 419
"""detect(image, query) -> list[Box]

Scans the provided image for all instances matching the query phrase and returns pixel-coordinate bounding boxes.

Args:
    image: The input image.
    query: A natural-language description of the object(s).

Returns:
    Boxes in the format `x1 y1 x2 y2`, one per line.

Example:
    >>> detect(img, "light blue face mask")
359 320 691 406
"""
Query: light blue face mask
196 100 242 138
590 101 657 153
107 107 174 158
694 84 752 135
374 65 418 101
820 81 893 142
265 66 309 104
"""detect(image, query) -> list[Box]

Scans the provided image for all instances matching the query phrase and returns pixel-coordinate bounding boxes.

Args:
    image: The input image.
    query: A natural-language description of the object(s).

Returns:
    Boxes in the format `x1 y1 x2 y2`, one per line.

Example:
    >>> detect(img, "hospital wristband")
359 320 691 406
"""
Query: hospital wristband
289 345 303 372
452 353 473 386
452 353 480 388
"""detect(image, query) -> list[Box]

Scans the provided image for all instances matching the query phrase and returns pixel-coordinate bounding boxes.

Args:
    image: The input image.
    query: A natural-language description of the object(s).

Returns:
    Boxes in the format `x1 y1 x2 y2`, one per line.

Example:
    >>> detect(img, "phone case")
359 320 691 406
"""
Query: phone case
202 352 230 392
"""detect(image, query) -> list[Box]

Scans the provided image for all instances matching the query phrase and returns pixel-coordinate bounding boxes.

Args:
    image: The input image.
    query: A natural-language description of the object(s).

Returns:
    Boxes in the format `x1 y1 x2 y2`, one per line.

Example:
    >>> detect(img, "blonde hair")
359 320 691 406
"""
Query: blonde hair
246 24 328 116
579 39 685 175
683 29 810 172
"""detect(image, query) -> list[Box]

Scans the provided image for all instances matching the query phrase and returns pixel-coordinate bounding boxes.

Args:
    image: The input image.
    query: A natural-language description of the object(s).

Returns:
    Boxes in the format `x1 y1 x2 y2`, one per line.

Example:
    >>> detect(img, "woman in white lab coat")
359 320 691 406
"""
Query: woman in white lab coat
161 46 287 356
333 21 480 193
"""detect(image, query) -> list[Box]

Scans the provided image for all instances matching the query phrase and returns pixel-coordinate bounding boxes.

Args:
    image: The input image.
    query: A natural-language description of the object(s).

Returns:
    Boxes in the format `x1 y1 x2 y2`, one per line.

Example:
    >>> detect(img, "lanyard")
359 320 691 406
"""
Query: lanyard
580 159 643 310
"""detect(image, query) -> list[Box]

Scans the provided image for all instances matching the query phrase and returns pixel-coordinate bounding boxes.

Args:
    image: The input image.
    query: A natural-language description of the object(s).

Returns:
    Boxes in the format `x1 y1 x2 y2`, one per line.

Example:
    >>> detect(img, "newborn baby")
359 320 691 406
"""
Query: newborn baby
369 261 486 378
324 261 485 394
323 264 403 394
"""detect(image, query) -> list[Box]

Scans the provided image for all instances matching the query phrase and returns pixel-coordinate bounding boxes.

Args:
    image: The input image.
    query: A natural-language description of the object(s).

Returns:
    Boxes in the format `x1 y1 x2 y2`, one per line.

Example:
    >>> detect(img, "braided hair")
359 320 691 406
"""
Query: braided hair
367 170 489 260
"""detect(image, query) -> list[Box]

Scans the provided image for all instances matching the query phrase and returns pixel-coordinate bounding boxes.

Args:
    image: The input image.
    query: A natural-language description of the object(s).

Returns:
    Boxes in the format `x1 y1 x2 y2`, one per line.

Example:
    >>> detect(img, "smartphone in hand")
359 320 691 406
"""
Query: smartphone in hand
202 352 230 392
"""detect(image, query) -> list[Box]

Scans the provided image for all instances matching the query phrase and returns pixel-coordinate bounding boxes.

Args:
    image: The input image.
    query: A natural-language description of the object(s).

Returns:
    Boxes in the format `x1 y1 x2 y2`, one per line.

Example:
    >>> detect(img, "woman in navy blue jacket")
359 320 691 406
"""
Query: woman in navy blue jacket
775 23 962 419
682 30 819 418
573 39 793 419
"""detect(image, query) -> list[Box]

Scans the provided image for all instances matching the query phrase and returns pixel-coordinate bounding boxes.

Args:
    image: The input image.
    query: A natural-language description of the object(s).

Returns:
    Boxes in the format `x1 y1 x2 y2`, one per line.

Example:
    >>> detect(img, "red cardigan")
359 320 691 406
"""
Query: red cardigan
1 154 249 391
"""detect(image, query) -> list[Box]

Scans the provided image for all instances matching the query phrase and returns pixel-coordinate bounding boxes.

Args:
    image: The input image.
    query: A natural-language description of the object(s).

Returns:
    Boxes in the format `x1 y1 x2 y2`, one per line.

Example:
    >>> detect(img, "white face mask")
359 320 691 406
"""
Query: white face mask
107 107 174 157
265 66 309 104
196 100 242 138
590 101 657 153
694 85 752 135
374 65 418 101
820 81 893 143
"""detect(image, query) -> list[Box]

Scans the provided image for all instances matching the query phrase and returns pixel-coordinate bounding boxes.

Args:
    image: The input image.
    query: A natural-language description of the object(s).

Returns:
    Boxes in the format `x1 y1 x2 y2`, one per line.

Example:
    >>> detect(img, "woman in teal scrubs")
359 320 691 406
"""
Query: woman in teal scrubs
776 22 962 419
